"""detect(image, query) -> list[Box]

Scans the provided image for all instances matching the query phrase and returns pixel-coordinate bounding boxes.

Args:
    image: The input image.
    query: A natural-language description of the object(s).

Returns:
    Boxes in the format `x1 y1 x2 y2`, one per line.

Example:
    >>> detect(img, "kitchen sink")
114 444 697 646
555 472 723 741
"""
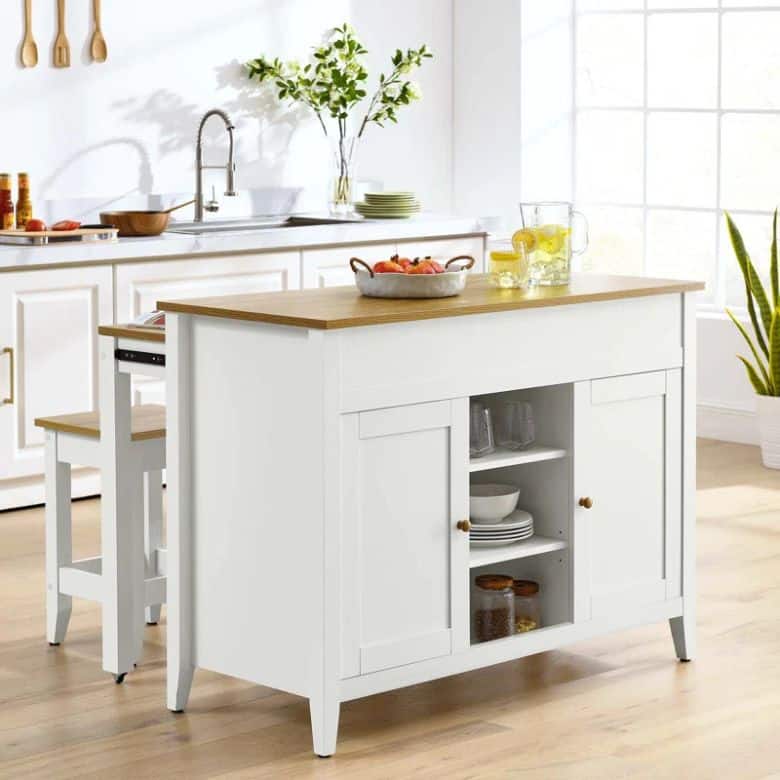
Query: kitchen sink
166 215 362 235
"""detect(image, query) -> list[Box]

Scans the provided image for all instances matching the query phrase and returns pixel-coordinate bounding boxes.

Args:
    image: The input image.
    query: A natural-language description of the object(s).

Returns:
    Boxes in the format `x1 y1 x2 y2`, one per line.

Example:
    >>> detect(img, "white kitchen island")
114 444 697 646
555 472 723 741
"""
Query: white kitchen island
157 272 703 756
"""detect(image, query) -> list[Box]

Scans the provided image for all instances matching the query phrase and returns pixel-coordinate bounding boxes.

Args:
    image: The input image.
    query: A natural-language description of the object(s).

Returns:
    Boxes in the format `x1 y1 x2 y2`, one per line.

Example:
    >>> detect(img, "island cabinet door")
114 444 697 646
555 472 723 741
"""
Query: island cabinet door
340 398 469 678
572 370 682 622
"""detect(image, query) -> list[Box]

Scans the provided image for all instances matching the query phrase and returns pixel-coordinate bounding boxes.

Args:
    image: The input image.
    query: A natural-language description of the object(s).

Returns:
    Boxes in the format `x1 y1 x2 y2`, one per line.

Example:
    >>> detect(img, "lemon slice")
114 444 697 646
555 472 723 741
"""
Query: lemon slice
512 228 537 254
490 249 521 262
536 224 569 254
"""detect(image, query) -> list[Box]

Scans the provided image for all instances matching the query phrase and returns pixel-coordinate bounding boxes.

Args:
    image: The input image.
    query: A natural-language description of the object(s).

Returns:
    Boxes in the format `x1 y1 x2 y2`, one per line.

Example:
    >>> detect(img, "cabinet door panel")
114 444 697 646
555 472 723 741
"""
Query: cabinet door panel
115 253 300 403
341 398 468 678
302 244 396 289
573 370 681 621
0 267 113 480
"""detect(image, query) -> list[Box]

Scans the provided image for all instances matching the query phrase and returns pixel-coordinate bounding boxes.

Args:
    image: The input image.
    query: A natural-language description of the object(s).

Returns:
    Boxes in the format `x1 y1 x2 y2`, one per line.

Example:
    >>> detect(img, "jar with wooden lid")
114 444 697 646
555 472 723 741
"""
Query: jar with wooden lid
0 174 14 231
473 574 515 643
512 579 541 633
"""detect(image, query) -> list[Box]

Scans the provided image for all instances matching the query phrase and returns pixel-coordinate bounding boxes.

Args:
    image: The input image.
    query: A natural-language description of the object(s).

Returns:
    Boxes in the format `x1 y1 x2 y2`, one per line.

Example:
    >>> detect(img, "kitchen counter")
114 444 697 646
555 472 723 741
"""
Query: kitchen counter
157 273 704 330
160 270 700 756
0 214 484 272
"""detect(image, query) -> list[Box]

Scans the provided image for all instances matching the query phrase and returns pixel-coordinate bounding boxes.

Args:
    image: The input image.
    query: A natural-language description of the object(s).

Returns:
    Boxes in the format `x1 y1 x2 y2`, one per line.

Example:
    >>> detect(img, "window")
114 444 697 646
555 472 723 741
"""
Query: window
574 2 780 310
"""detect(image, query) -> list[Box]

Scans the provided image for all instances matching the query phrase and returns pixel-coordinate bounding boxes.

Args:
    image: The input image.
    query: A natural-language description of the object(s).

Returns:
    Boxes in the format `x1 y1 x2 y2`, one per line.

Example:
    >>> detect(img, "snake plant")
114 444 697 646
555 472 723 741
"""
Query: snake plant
726 210 780 396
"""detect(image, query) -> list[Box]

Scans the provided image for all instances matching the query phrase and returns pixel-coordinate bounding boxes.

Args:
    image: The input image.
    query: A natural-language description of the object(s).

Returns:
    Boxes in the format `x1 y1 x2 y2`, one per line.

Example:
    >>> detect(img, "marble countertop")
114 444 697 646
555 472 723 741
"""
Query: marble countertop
0 214 486 273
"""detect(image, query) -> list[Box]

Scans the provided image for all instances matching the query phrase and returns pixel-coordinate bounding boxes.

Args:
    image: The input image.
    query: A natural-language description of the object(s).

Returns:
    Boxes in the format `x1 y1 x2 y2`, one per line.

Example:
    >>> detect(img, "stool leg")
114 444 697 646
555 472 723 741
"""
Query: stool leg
100 354 144 679
144 470 163 625
45 432 72 646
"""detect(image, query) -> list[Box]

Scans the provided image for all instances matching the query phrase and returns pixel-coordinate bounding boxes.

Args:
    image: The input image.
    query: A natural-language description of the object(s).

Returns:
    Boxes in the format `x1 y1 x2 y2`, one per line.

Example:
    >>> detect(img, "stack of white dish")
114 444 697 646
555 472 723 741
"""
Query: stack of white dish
355 192 421 219
470 510 534 547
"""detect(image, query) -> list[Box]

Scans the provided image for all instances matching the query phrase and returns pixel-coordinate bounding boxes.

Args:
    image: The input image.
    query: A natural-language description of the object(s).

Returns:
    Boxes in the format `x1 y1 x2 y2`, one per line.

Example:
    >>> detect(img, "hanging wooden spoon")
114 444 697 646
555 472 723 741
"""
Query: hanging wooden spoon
20 0 38 67
53 0 70 68
90 0 107 63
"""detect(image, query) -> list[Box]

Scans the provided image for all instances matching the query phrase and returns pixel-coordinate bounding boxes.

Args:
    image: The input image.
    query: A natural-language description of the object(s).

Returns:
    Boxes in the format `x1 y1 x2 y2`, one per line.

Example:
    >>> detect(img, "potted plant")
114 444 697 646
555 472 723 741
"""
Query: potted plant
246 23 432 214
726 210 780 468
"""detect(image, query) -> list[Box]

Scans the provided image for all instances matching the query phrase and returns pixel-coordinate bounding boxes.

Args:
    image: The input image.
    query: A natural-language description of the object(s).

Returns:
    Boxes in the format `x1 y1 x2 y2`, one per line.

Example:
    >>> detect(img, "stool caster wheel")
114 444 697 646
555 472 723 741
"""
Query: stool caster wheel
146 622 158 626
48 642 61 647
114 673 126 684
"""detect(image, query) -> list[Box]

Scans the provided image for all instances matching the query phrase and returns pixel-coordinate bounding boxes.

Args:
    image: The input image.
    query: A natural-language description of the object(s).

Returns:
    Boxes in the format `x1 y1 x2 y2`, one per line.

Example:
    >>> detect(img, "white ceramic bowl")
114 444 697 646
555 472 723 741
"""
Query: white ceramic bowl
469 483 521 524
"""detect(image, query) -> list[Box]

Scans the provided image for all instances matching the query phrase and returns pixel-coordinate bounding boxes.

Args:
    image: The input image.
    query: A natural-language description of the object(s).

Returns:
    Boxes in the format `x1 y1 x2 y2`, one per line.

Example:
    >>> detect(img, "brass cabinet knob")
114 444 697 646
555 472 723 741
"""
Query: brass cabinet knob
456 519 472 532
579 497 594 509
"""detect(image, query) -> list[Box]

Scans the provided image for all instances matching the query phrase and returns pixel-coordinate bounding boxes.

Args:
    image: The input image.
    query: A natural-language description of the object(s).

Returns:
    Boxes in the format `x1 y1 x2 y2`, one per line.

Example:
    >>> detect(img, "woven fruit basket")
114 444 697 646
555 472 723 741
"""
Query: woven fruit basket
349 255 475 299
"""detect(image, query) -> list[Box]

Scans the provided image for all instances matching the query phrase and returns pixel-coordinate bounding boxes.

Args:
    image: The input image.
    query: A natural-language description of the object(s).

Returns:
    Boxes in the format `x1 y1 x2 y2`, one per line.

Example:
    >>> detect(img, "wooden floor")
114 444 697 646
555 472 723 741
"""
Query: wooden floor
1 439 778 779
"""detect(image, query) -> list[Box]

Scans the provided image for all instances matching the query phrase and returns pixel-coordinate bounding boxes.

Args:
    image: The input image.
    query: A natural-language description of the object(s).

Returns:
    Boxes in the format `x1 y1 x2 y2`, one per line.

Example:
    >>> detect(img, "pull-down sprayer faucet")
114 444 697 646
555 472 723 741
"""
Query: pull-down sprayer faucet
195 109 237 222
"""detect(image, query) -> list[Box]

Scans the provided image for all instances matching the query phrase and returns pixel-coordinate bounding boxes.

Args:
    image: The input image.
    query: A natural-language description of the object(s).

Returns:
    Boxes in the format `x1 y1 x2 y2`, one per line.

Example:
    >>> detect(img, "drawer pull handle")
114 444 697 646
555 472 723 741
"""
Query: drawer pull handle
2 347 13 406
578 496 593 509
456 519 471 532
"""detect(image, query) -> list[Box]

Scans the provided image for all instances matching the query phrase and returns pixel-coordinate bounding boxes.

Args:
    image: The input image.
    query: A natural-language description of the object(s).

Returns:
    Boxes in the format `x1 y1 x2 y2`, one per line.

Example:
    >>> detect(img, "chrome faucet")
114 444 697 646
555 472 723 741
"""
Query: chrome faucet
195 109 237 222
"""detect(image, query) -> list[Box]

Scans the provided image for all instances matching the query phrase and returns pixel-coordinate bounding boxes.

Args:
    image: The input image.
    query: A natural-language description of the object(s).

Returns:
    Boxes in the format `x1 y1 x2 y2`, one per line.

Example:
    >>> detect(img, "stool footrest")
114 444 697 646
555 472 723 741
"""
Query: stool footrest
59 555 167 607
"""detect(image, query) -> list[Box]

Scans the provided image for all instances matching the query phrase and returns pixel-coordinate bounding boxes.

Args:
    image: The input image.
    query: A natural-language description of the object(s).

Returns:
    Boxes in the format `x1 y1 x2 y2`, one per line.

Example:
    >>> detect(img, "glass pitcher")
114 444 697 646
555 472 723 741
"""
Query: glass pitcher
514 202 588 286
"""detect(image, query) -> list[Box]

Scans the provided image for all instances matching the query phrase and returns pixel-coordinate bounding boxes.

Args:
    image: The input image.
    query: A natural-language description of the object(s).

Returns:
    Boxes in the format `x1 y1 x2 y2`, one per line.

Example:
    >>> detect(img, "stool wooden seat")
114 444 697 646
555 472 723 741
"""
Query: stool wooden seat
36 404 167 682
35 404 166 441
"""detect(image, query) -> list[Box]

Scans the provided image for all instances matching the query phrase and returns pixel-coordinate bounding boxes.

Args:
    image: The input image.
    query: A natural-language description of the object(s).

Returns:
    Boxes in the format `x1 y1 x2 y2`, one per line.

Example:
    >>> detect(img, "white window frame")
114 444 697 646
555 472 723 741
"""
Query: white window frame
573 1 780 314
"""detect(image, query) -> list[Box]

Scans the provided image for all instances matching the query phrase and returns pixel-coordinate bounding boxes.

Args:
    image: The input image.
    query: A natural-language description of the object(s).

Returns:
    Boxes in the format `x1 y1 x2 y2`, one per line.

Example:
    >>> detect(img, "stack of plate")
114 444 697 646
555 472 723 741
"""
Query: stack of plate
469 510 534 548
355 192 421 219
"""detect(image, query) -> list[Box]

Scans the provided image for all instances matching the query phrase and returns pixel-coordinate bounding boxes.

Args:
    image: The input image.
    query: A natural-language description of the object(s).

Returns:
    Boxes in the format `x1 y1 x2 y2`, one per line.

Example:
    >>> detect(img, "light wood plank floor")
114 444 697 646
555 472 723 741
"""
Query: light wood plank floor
1 439 778 779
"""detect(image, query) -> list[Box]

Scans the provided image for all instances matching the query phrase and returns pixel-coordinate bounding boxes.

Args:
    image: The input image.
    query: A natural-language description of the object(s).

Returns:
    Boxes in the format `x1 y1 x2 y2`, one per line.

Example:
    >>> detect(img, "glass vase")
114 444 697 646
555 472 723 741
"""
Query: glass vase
329 134 359 216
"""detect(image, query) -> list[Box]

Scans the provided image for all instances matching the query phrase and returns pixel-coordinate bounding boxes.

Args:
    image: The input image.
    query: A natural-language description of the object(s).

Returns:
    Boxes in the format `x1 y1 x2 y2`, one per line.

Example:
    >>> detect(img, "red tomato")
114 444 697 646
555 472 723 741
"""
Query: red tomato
52 220 81 231
25 219 46 232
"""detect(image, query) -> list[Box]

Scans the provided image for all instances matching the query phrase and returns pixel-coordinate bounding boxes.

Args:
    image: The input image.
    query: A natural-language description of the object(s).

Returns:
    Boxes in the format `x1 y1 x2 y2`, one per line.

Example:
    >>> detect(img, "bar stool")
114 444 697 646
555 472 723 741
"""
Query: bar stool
35 405 166 683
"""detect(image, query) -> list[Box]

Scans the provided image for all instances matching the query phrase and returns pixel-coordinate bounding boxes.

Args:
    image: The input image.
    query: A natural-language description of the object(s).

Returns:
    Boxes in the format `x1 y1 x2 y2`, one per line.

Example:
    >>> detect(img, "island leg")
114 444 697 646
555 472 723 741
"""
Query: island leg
166 314 195 712
309 692 340 757
670 611 695 661
143 471 163 625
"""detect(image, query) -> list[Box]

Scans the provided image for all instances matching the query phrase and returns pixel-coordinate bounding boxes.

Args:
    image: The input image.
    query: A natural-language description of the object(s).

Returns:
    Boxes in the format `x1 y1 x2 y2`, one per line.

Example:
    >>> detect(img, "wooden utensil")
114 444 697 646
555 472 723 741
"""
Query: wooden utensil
53 0 70 68
99 200 197 237
20 0 38 68
90 0 107 63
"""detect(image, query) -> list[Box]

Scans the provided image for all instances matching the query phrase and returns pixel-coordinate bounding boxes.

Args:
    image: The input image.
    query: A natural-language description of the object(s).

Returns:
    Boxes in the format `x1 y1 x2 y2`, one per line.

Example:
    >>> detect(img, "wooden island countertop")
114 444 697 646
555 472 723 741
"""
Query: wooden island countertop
156 273 704 330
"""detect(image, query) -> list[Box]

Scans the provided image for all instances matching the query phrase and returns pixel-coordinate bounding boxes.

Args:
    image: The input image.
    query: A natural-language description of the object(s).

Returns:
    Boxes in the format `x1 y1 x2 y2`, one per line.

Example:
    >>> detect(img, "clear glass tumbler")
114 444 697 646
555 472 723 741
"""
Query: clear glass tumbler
470 401 495 458
514 202 588 286
496 401 535 451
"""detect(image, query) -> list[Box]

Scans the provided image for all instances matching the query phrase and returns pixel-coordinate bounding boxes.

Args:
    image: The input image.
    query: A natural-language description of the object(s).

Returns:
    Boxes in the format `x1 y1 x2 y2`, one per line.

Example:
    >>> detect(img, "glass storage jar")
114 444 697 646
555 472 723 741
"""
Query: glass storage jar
473 574 515 643
513 579 541 633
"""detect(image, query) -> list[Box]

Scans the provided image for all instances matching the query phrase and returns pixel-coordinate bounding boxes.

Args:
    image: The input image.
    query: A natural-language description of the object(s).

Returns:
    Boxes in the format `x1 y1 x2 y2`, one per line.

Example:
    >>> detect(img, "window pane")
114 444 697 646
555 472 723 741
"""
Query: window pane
722 212 775 308
576 110 644 203
721 114 780 211
648 0 716 7
579 206 644 275
646 209 716 300
722 12 780 110
647 12 718 108
578 0 643 9
724 0 780 6
646 112 717 208
577 14 644 106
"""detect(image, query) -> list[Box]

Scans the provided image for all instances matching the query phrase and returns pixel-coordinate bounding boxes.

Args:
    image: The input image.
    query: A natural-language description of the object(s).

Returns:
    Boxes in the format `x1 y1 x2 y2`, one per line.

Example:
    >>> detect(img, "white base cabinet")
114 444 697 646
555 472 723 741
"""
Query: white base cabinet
164 285 697 757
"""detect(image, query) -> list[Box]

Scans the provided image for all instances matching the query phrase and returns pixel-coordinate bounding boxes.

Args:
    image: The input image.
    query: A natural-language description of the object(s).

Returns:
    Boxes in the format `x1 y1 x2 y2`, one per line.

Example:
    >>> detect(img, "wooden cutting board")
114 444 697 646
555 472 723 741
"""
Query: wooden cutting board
0 226 118 245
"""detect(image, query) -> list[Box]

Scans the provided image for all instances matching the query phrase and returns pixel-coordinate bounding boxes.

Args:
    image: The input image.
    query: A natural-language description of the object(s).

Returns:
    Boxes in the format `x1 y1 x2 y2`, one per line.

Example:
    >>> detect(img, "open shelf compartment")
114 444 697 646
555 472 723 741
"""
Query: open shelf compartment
469 535 567 568
470 444 567 473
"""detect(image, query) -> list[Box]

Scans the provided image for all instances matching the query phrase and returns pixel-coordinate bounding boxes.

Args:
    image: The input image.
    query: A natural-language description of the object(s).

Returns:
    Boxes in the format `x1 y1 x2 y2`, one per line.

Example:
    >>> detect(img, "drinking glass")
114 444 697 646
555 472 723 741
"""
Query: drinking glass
496 401 535 451
470 402 495 458
515 202 588 286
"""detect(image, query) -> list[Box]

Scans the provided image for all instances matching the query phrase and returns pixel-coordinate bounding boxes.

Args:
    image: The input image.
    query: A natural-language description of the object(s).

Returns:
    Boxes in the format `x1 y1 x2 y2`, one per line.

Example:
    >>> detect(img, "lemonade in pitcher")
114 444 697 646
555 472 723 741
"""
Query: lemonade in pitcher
513 203 588 286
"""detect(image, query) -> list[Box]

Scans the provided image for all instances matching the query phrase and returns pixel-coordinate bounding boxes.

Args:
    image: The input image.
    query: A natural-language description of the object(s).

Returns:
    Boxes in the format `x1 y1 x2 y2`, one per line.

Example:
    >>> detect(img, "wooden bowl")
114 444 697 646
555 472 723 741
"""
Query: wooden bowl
99 210 171 237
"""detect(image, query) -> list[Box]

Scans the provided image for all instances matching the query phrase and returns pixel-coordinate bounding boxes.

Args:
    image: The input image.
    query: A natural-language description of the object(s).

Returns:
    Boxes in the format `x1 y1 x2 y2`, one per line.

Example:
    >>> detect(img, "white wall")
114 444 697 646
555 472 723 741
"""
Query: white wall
0 1 452 216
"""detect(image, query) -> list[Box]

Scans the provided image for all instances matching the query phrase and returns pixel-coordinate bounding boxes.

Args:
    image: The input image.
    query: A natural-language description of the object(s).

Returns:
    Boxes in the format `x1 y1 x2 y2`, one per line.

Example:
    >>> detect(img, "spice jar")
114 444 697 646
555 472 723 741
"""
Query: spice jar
0 174 14 231
16 173 32 230
512 579 541 633
473 574 515 643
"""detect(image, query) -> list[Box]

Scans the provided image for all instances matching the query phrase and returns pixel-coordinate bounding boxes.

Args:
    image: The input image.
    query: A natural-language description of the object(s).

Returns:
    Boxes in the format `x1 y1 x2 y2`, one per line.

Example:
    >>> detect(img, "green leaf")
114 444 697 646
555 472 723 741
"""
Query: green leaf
770 306 780 395
737 355 769 395
772 209 778 308
726 212 769 357
727 308 772 392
